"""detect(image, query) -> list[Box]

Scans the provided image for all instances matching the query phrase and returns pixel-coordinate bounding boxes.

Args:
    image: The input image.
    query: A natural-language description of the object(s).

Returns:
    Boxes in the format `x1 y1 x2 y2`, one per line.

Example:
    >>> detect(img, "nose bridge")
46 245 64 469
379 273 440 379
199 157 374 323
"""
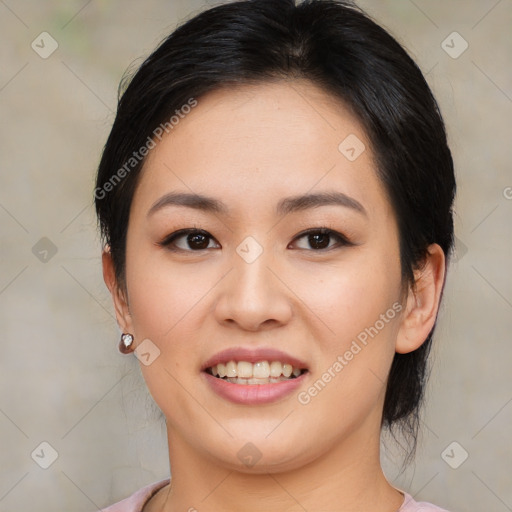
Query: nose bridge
214 235 292 330
234 238 271 295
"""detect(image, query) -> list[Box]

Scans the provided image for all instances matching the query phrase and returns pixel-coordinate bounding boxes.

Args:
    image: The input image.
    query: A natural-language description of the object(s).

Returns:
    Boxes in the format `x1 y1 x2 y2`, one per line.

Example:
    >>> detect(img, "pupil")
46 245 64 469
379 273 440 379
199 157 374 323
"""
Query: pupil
188 233 209 249
309 233 329 249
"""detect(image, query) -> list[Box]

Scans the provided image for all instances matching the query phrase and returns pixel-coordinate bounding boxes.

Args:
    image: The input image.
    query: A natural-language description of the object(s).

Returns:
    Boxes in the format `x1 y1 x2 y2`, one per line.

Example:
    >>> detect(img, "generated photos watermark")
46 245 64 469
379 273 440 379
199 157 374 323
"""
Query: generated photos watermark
297 301 403 405
94 97 198 200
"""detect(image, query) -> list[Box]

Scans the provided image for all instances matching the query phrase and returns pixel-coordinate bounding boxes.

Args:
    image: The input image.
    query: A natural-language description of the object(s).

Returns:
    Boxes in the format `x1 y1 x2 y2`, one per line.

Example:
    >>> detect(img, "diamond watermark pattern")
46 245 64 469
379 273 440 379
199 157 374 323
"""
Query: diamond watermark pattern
237 442 262 467
236 236 263 264
31 441 59 469
134 338 161 366
31 32 59 59
32 237 58 263
453 236 468 263
441 31 468 59
441 441 469 469
338 134 365 162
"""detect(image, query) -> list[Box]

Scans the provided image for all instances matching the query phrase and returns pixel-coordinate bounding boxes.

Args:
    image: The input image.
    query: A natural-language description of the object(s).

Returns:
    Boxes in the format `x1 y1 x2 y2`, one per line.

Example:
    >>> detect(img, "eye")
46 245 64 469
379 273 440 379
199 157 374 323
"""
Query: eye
290 228 352 251
159 228 220 251
159 227 352 252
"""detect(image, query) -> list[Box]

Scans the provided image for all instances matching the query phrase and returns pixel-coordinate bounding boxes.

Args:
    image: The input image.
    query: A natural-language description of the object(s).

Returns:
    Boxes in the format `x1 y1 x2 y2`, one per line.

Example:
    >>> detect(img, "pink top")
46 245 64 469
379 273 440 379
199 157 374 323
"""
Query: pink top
101 478 451 511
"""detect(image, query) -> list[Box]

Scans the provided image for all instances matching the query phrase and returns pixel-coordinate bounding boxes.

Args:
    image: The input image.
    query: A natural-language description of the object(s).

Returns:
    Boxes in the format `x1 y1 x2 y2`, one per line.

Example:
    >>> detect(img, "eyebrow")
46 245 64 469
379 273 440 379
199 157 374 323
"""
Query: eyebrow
147 191 367 218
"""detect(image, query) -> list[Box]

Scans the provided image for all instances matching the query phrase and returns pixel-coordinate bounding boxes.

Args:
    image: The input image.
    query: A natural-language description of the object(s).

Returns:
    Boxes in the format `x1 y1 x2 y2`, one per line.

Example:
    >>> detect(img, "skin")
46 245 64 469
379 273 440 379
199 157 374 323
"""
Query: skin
103 79 446 512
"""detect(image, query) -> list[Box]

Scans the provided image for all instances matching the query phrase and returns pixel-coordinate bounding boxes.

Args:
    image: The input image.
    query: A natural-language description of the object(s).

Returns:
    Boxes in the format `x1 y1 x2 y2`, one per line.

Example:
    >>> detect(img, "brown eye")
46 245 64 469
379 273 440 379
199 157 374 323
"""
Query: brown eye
186 232 211 249
159 229 219 251
307 232 331 250
291 228 351 251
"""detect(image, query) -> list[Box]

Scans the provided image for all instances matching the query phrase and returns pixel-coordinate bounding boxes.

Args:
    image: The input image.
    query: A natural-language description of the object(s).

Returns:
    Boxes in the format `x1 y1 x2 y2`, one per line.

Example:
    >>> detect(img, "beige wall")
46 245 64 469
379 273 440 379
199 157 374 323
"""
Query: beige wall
0 1 510 510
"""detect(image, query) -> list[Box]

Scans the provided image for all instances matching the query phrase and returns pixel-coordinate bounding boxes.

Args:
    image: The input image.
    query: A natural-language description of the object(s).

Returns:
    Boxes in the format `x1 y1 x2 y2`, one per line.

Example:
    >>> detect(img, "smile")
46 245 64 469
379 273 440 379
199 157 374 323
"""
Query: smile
201 347 310 404
205 360 307 384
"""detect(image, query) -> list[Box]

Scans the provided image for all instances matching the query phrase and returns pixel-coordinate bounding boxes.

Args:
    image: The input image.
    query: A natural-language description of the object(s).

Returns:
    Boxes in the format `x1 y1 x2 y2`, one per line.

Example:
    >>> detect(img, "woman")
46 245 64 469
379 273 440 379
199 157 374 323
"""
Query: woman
94 0 455 510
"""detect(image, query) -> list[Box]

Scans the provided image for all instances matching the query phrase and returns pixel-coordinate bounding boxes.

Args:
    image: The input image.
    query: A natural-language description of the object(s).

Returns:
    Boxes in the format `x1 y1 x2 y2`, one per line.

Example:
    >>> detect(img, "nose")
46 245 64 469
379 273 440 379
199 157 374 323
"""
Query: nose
213 243 293 332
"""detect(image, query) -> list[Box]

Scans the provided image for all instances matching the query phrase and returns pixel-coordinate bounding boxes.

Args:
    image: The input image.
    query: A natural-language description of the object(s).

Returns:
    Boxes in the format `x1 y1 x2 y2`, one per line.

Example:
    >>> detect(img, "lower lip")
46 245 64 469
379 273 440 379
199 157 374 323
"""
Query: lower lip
202 371 308 405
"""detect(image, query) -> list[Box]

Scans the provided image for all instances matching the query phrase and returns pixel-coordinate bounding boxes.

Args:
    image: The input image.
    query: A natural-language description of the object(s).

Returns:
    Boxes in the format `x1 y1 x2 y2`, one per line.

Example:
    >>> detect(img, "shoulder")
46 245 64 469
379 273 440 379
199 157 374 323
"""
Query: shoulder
399 490 451 512
100 478 171 512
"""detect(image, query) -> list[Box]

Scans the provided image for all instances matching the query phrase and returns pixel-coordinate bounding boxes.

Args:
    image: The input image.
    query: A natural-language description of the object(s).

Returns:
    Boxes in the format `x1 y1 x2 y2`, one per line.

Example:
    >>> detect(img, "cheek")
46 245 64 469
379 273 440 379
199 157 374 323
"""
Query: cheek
291 246 402 395
290 251 400 341
124 245 218 338
123 247 212 411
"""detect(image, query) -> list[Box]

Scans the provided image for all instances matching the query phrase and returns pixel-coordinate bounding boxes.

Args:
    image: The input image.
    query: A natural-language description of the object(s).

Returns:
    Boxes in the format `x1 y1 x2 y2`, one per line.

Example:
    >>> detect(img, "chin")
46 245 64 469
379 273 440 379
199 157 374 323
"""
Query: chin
204 435 319 475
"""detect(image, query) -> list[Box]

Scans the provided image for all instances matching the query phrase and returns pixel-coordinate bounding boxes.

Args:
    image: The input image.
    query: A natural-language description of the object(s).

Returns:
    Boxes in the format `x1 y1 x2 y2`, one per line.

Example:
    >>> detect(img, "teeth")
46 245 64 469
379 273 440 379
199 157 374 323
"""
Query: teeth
270 361 282 377
226 376 293 384
217 363 226 378
282 364 292 378
225 361 237 377
237 361 253 378
253 361 270 379
208 360 304 380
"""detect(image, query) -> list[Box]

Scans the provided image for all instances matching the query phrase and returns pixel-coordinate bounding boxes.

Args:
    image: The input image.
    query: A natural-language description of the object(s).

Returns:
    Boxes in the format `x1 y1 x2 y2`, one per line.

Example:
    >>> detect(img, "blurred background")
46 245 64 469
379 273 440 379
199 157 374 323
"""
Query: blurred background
0 1 511 510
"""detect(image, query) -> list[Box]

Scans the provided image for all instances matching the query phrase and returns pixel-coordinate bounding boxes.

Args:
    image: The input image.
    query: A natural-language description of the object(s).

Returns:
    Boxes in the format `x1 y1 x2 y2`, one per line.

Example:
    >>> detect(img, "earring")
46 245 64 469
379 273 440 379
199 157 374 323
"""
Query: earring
119 333 134 354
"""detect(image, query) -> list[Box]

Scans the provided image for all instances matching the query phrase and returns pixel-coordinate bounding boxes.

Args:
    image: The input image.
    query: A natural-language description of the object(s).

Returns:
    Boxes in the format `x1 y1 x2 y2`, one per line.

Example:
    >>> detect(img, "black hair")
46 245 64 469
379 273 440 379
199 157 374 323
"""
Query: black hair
95 0 456 461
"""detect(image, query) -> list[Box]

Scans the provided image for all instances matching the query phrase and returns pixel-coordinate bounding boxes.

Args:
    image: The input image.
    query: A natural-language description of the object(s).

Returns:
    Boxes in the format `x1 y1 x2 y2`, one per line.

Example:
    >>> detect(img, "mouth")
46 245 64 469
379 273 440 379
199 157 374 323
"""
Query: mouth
201 348 309 404
204 360 308 385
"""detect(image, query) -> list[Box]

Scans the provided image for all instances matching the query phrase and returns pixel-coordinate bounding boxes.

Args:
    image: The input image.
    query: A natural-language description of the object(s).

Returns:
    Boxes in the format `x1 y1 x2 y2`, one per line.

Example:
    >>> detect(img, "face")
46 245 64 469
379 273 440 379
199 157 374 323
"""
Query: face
113 80 408 473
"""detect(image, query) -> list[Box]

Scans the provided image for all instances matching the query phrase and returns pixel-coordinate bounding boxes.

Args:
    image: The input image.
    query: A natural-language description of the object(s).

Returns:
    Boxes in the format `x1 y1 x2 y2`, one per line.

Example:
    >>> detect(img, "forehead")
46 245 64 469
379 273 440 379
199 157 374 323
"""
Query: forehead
135 80 392 222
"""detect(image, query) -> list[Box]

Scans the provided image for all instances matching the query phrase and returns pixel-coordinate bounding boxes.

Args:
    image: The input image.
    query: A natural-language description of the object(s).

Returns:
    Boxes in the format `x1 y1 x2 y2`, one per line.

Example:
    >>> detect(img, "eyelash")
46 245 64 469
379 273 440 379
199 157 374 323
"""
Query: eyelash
158 227 353 253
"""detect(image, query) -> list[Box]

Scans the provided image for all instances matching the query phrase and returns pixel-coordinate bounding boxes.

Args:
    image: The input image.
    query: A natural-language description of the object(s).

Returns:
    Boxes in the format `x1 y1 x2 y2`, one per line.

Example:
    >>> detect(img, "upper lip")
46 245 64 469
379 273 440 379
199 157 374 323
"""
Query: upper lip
201 347 309 371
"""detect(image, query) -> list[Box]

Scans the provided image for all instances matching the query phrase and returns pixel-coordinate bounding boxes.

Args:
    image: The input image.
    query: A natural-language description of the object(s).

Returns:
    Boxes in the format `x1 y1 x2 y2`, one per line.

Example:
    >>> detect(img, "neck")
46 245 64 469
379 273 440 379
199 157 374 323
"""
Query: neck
159 422 404 512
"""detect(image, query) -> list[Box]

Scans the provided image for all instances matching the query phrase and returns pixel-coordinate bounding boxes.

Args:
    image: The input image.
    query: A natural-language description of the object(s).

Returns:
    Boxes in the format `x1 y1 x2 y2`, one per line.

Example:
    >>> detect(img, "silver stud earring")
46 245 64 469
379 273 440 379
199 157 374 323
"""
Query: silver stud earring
119 333 134 354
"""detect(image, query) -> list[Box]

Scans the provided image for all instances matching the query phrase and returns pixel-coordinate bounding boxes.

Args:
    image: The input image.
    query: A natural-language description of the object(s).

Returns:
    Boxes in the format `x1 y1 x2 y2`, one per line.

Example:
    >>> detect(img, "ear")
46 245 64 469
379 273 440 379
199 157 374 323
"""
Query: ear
395 243 446 354
102 247 133 334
